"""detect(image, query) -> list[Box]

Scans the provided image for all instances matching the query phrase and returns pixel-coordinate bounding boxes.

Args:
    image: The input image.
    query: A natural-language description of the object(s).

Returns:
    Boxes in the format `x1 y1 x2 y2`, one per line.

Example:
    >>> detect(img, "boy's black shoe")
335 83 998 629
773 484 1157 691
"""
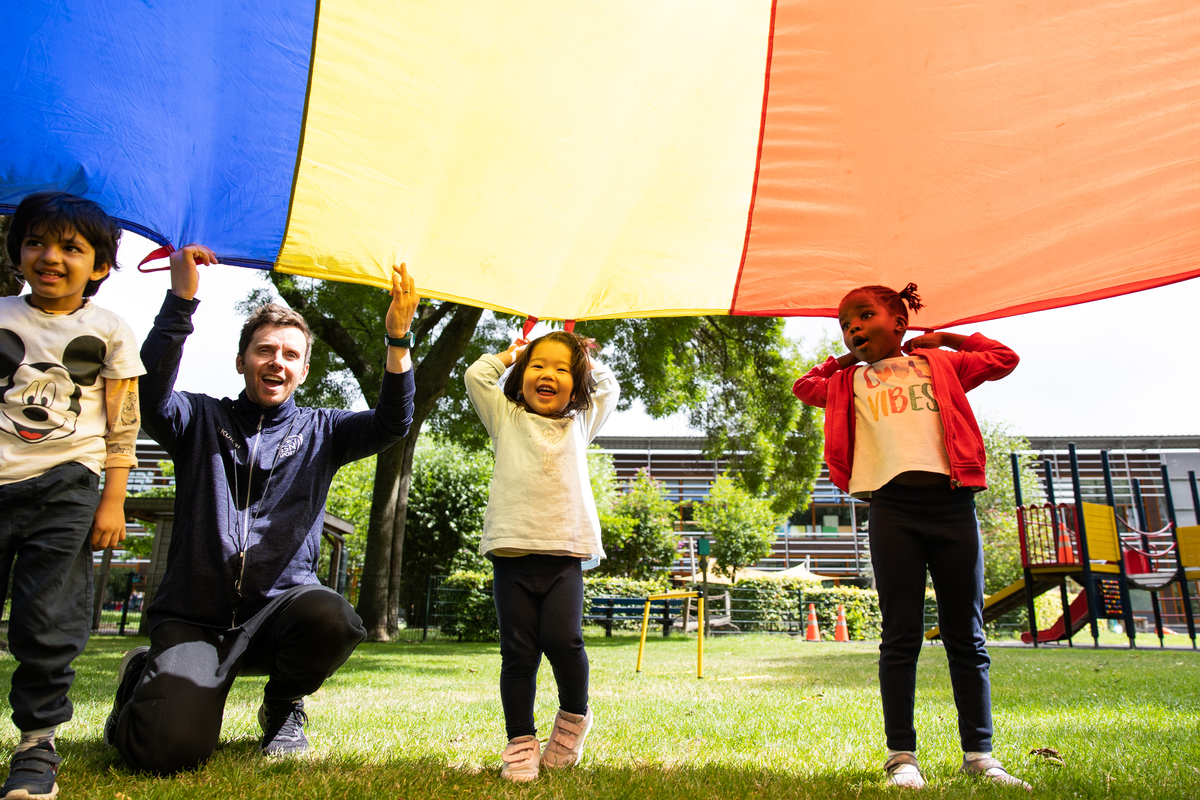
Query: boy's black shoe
1 741 61 800
258 699 308 756
103 646 150 747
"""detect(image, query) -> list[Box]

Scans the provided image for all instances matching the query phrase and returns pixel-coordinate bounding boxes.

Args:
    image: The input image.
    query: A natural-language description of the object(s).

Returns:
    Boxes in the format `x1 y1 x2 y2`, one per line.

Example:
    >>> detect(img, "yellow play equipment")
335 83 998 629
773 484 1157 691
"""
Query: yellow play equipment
927 444 1197 649
636 591 705 678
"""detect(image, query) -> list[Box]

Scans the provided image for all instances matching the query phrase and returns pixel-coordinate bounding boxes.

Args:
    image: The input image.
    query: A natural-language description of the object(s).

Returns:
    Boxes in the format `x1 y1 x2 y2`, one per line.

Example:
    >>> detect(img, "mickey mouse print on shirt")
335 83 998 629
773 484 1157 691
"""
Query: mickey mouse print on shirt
0 295 144 486
0 328 106 444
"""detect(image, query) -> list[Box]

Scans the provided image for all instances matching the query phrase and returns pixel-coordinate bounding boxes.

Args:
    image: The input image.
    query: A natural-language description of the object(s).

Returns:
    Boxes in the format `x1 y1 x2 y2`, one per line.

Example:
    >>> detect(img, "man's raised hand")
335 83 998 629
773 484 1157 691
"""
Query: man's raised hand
386 262 420 339
168 244 218 301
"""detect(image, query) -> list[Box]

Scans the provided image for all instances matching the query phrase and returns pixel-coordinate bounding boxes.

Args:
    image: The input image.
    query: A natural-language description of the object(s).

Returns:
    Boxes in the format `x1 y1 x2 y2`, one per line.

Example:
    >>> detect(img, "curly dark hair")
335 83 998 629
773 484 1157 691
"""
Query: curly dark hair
502 330 595 417
6 192 122 297
238 303 313 365
844 282 923 321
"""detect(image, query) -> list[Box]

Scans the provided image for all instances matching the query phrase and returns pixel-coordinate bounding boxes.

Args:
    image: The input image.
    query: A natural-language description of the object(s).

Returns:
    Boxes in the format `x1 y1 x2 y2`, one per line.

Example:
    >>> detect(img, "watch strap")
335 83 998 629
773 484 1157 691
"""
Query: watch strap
385 332 415 349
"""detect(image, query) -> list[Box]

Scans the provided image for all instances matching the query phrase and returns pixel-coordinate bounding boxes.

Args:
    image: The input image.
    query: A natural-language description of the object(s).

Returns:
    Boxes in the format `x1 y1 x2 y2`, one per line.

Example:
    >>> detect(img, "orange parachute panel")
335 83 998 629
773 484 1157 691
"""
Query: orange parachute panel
732 0 1200 329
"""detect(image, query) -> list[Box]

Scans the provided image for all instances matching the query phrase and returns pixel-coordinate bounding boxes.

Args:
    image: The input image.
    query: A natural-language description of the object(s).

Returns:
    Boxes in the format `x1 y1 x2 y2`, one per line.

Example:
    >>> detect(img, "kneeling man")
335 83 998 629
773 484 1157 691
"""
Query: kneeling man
106 244 418 773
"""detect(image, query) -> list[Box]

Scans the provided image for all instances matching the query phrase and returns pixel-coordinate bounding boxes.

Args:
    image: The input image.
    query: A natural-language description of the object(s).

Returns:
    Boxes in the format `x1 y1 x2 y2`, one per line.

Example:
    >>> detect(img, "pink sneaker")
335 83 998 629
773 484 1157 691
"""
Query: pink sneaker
541 708 593 768
961 754 1031 791
500 735 540 782
884 751 925 789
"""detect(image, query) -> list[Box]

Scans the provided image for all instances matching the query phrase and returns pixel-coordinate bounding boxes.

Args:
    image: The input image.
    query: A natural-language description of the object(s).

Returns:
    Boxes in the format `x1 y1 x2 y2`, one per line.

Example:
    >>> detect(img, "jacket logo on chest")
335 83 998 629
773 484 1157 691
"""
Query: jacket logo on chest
279 434 303 458
218 427 242 450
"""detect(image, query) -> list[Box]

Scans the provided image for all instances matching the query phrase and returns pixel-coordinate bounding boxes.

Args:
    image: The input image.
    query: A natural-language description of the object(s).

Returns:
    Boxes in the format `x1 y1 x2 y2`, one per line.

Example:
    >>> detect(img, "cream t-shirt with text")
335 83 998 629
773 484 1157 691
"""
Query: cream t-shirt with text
848 355 950 497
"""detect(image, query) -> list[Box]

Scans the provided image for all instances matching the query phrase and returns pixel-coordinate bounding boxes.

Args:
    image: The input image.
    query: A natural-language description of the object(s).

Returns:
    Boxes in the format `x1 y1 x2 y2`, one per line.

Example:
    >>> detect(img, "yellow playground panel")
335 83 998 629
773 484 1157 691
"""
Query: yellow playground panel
1080 502 1122 564
1178 526 1200 579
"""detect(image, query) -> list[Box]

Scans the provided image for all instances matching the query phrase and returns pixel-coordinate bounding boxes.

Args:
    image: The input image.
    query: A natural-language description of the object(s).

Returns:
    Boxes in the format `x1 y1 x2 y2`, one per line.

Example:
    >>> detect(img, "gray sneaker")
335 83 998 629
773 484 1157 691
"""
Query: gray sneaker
103 646 150 747
961 755 1032 790
258 699 309 756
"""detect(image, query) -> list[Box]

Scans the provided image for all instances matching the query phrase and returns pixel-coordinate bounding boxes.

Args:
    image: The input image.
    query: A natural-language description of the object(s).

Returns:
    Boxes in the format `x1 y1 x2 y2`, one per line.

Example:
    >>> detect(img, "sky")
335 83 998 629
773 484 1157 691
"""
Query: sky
79 232 1198 440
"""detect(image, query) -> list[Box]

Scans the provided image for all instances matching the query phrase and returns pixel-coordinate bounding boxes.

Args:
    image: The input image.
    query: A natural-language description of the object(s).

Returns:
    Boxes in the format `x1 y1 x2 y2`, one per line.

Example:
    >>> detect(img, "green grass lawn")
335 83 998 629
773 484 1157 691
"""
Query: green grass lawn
2 634 1198 798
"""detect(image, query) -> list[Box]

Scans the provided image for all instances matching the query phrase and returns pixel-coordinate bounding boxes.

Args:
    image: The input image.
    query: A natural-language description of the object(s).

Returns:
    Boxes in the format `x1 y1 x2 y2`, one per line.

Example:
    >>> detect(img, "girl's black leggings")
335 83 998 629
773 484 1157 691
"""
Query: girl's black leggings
868 481 993 753
492 553 589 740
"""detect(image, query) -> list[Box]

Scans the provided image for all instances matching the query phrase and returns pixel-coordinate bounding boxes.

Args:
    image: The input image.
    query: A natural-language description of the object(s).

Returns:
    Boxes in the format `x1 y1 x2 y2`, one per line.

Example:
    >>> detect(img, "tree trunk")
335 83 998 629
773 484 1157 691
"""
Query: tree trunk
356 441 405 640
355 303 484 640
385 429 421 635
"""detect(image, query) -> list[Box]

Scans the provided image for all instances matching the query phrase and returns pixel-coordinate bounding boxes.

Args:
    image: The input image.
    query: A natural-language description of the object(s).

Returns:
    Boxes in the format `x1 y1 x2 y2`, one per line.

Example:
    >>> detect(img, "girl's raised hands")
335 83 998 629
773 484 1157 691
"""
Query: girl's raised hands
497 338 529 368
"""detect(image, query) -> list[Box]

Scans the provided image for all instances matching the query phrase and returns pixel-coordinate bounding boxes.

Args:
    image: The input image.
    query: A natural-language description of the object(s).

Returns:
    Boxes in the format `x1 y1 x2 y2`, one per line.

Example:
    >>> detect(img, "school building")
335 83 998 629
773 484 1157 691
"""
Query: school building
594 434 1200 631
84 433 1200 635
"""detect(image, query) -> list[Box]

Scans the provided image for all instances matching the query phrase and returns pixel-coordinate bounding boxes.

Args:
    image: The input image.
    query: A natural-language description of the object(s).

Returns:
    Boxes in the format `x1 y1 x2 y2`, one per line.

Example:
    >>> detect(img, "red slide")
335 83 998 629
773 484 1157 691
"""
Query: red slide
1021 593 1091 644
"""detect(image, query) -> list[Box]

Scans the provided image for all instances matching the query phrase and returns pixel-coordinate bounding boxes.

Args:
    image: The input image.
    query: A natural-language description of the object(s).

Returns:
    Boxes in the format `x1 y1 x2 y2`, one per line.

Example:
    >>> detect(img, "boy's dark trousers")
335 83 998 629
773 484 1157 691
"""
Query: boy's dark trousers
109 584 365 774
492 554 589 740
0 462 99 732
868 482 994 753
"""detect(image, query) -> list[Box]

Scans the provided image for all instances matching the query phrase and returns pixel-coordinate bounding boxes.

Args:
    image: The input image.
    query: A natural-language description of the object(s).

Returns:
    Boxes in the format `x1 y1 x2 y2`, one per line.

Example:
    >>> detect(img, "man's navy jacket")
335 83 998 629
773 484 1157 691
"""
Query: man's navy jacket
140 292 414 630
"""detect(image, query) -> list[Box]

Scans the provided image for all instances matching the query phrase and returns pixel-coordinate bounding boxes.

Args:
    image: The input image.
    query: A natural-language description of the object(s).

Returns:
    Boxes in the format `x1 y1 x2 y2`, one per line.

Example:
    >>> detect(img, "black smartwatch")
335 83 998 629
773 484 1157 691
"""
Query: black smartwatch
384 332 415 349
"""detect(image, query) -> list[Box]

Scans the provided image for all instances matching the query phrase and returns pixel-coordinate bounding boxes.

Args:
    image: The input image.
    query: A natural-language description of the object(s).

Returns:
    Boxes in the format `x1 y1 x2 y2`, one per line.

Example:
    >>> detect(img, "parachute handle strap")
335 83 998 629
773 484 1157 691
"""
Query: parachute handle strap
137 244 175 272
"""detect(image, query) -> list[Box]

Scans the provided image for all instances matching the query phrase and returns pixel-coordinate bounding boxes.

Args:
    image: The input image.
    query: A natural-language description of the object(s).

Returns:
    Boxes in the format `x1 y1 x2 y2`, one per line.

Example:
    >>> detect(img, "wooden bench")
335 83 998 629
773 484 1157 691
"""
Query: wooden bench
585 595 683 638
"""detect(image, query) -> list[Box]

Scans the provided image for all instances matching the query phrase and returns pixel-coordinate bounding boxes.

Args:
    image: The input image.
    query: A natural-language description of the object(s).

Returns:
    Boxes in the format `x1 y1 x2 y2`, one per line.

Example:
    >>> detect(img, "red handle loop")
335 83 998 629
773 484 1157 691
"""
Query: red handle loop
137 244 175 272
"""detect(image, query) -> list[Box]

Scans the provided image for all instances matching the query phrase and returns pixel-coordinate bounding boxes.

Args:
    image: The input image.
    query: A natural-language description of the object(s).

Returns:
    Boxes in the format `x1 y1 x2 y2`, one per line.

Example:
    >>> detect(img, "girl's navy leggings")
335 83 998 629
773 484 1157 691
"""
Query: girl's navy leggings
492 554 589 740
868 481 993 753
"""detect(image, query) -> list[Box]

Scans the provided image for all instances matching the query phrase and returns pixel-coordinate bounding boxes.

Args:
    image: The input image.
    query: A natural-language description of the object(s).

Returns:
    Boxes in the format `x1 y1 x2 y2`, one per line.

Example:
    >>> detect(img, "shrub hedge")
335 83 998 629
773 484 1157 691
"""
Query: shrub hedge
438 572 956 643
438 571 498 642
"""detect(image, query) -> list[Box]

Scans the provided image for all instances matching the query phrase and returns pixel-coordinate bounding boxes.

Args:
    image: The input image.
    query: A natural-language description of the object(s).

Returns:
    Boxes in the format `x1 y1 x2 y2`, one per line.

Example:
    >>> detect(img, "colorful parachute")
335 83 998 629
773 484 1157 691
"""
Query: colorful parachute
2 1 1197 328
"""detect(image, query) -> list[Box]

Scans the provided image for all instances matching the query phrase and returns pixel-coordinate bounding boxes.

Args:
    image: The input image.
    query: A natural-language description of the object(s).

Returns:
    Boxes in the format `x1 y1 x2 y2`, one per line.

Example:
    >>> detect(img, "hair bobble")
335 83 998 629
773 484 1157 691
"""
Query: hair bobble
897 282 924 314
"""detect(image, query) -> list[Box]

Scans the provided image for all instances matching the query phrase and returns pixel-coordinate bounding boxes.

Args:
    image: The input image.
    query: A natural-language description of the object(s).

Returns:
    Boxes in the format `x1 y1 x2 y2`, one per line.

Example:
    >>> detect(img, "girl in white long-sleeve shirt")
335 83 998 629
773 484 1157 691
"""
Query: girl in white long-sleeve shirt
464 331 619 783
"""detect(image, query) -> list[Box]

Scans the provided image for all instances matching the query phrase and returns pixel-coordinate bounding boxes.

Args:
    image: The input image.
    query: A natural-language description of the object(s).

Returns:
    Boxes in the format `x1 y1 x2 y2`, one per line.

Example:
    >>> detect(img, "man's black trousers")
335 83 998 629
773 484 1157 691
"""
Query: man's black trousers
110 585 365 774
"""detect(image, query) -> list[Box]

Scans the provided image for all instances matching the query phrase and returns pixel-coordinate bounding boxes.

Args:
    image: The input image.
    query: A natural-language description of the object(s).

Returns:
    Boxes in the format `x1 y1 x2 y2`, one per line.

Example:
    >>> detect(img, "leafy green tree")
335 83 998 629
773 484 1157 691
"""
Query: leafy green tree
324 456 376 571
246 273 825 638
401 437 492 591
593 317 825 515
243 274 488 639
595 467 678 580
588 448 634 554
694 475 781 579
976 418 1042 594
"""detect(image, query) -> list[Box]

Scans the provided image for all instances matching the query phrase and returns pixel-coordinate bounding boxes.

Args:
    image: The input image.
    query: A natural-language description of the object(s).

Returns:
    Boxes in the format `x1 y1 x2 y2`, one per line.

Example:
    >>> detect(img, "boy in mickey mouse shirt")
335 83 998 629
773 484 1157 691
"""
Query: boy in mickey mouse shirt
0 192 143 800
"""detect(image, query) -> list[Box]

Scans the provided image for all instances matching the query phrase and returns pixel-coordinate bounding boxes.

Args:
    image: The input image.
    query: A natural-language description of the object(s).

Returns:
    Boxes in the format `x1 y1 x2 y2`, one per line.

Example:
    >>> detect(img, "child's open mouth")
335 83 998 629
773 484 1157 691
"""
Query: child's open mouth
852 336 868 348
536 385 557 397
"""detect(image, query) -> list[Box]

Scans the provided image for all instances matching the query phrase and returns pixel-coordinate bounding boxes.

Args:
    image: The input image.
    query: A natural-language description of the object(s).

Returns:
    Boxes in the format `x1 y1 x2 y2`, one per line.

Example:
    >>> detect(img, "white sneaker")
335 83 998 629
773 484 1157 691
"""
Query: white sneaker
961 754 1032 791
542 708 592 768
884 752 925 789
500 735 540 782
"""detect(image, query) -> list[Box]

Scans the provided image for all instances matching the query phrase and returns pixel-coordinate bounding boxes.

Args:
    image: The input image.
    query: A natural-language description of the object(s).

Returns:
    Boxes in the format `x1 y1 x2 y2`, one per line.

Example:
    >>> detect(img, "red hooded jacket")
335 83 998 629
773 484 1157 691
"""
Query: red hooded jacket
792 333 1018 493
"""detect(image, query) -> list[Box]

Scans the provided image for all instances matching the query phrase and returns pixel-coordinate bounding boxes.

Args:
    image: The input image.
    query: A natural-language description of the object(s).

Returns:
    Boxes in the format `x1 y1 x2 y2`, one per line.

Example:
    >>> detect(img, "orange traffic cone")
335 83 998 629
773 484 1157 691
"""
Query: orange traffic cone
834 604 850 642
805 603 821 641
1056 530 1077 564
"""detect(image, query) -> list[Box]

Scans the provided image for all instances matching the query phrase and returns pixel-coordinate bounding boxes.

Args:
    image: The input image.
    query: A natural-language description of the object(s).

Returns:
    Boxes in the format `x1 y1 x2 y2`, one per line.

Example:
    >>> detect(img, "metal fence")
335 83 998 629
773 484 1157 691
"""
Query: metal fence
0 570 1034 644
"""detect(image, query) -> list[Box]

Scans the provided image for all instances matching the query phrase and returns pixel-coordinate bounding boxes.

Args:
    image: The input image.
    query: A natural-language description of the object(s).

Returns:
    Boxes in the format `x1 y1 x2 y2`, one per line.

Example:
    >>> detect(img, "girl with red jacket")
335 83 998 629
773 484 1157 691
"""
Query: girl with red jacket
793 284 1028 791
